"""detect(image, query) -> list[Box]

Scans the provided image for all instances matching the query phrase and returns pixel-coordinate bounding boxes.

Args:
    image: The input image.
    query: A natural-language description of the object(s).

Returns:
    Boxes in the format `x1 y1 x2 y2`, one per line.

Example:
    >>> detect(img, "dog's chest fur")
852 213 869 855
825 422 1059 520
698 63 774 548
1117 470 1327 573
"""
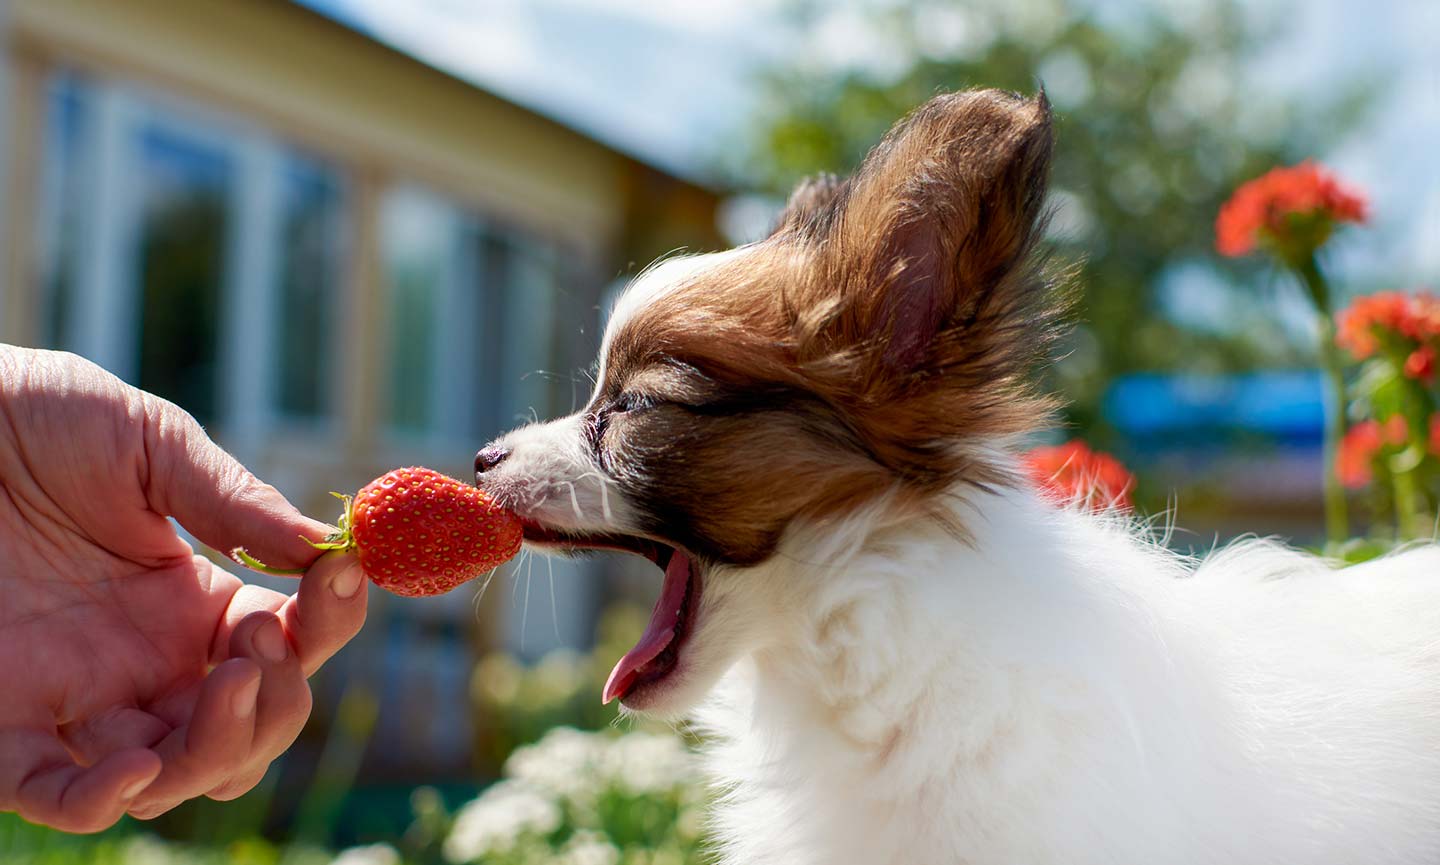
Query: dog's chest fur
694 489 1440 865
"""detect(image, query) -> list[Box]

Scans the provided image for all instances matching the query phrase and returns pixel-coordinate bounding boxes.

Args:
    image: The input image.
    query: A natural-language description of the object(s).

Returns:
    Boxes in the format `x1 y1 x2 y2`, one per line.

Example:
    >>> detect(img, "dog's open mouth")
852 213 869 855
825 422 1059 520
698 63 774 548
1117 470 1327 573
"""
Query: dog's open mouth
520 522 701 705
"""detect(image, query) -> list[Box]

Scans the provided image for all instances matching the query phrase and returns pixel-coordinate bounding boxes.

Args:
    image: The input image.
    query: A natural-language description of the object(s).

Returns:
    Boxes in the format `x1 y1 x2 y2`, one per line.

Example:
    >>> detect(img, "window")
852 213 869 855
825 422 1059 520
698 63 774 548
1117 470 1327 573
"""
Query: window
37 72 348 437
274 156 344 423
38 74 89 351
134 124 234 425
382 188 454 436
380 192 567 444
481 230 559 435
451 220 564 440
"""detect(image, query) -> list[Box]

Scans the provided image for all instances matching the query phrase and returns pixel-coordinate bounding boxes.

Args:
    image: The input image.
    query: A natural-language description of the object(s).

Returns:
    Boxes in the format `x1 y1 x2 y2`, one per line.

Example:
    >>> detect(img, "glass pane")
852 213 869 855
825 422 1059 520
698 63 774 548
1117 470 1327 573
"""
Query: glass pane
39 75 90 351
274 156 342 421
135 126 233 425
382 190 450 434
464 230 557 438
499 237 557 427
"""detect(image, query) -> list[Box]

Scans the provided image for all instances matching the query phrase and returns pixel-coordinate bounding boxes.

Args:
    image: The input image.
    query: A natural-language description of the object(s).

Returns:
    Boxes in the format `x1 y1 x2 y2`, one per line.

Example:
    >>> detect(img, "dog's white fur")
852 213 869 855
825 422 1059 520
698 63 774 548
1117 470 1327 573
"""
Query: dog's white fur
693 485 1440 864
489 251 1440 862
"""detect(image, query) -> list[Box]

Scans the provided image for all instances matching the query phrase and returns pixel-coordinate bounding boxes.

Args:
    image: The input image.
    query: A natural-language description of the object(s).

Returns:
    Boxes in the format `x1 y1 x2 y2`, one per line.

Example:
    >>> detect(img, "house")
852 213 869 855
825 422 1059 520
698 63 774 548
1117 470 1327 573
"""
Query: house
0 0 723 779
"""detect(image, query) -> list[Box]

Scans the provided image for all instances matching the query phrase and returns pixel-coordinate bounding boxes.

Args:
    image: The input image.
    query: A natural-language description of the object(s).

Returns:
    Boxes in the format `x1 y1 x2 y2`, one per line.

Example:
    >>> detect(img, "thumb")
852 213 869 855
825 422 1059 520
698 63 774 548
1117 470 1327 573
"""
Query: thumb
141 393 335 570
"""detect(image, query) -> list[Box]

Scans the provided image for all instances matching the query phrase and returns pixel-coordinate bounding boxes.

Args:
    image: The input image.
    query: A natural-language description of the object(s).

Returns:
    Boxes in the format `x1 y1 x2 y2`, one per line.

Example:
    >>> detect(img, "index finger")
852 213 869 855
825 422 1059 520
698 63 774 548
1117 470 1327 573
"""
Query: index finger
141 393 333 569
276 551 368 676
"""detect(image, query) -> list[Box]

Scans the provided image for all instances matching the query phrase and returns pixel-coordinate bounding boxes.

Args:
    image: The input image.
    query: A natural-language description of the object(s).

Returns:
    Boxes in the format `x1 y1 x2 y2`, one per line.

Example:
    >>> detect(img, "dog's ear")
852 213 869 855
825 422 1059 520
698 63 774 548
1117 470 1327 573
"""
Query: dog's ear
771 173 848 240
807 89 1056 370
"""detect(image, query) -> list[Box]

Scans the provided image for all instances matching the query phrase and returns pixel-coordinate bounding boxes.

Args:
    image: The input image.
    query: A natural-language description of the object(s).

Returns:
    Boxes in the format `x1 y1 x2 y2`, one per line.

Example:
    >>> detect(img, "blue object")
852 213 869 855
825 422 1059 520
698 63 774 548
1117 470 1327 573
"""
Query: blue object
1104 371 1324 445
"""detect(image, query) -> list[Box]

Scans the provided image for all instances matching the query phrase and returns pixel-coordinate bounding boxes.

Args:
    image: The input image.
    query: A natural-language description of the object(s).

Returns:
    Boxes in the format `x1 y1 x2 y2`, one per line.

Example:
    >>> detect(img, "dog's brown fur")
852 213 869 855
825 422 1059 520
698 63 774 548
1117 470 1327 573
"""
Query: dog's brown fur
595 89 1070 564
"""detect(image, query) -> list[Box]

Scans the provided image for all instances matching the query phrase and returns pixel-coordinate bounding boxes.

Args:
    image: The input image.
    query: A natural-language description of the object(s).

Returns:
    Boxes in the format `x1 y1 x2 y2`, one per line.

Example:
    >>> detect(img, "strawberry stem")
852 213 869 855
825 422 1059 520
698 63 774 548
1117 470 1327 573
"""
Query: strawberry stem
229 492 359 575
230 546 306 576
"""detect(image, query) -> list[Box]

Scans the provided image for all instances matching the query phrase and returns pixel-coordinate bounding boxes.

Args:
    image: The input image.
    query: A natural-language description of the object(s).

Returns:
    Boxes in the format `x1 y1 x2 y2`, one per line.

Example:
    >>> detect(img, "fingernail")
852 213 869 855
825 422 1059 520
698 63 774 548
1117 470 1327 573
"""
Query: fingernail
121 776 154 800
254 620 288 663
232 677 261 718
331 563 363 600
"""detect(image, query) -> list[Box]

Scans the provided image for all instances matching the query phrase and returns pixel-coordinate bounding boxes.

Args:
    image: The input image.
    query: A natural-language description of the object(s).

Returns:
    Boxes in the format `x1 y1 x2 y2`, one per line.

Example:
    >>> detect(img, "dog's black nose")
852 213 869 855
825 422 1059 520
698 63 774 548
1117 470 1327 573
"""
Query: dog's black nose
474 445 510 478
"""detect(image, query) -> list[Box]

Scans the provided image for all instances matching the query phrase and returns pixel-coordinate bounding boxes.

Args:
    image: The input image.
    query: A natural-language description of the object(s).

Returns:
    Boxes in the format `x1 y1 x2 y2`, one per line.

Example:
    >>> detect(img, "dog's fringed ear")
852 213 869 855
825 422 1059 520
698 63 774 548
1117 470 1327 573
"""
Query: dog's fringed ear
817 90 1056 370
770 173 848 240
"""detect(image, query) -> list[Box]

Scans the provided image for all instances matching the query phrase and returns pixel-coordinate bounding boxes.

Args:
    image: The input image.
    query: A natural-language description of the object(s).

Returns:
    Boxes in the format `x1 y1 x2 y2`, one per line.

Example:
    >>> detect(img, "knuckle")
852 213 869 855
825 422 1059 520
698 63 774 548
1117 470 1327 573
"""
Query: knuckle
128 802 173 821
207 772 264 802
74 813 118 835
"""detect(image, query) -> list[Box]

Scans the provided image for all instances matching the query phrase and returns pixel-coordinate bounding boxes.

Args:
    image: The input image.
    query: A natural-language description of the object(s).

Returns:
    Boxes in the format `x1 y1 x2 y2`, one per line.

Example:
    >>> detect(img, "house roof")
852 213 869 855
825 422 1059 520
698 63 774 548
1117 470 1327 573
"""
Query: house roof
278 0 724 194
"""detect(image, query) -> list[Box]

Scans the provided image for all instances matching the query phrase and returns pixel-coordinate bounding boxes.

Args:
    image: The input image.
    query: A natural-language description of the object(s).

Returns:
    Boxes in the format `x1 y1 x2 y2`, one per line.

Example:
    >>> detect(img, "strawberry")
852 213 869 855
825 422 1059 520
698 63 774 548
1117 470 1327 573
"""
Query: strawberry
232 466 523 597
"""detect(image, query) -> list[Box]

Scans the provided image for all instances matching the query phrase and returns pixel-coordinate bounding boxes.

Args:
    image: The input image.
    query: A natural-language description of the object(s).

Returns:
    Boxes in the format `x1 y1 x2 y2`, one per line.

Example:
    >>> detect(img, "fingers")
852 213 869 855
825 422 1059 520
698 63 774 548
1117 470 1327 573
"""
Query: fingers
0 729 160 834
130 608 314 819
226 611 312 770
116 556 360 818
58 708 172 767
209 582 288 663
140 392 334 569
210 553 367 677
277 551 368 676
205 765 270 802
125 657 263 819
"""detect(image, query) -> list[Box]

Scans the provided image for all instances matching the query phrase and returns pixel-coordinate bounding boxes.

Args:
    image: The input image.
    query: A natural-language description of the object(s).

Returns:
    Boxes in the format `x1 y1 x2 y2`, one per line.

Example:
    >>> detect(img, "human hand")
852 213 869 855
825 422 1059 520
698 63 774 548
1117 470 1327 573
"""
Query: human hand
0 345 368 832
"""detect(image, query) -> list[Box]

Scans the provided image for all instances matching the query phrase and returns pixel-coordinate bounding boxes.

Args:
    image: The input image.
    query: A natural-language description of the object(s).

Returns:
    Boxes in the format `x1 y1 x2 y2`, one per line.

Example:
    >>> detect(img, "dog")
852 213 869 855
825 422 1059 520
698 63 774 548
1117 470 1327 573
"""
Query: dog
475 89 1440 864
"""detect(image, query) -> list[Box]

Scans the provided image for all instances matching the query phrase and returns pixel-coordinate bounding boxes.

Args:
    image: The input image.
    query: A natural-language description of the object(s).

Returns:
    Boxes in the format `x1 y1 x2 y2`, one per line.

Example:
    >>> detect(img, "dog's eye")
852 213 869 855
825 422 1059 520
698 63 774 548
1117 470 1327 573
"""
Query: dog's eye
612 391 655 414
587 392 658 457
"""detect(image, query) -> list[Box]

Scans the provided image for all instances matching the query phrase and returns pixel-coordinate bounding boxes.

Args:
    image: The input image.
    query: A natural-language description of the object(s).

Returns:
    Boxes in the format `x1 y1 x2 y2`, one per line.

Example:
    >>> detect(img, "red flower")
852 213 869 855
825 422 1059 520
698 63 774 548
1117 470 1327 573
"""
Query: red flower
1335 290 1440 361
1216 160 1368 258
1024 440 1136 511
1335 416 1407 489
1405 345 1436 383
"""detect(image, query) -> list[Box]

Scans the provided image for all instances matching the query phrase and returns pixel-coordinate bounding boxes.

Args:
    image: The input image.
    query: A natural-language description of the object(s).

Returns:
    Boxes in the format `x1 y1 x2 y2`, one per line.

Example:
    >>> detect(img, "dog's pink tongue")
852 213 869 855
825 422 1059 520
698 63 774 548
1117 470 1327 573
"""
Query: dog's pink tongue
603 552 691 705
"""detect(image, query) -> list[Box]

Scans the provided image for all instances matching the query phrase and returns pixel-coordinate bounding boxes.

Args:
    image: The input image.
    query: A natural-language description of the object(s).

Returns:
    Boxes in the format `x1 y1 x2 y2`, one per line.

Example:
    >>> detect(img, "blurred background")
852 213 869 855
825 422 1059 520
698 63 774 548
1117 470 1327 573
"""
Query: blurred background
0 0 1434 862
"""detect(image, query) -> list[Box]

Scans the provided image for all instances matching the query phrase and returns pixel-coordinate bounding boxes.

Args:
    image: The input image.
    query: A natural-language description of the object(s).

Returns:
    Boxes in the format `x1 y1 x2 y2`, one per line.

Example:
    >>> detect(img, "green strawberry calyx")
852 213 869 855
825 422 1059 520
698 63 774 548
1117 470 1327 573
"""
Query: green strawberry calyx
229 492 359 576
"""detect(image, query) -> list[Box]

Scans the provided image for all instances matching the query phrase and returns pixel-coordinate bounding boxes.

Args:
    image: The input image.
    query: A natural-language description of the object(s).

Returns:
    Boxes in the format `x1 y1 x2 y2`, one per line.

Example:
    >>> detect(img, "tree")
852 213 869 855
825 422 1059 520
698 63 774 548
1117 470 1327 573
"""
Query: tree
741 0 1365 435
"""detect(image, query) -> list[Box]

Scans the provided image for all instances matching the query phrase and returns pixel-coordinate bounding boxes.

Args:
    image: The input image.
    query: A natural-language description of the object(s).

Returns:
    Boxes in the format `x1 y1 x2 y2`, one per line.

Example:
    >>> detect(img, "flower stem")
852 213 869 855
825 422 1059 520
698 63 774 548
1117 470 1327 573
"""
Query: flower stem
1388 378 1430 542
1294 254 1349 545
1391 447 1422 541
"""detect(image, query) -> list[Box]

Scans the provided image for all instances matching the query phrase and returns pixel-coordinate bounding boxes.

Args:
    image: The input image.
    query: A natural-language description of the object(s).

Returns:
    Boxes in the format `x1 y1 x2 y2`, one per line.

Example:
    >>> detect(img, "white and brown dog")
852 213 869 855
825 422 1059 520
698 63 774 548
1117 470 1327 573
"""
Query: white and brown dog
476 89 1440 864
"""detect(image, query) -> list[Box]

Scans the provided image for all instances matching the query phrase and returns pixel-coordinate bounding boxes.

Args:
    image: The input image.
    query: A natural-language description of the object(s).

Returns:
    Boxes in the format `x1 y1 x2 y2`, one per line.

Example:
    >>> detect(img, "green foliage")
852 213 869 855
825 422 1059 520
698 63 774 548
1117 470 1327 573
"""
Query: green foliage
471 605 655 770
1340 331 1440 541
0 817 329 865
741 0 1367 432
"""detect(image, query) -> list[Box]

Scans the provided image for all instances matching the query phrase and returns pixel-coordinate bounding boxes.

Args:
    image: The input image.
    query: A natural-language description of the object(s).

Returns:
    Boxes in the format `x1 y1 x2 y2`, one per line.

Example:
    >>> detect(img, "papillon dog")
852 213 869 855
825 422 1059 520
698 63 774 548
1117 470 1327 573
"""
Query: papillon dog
476 89 1440 864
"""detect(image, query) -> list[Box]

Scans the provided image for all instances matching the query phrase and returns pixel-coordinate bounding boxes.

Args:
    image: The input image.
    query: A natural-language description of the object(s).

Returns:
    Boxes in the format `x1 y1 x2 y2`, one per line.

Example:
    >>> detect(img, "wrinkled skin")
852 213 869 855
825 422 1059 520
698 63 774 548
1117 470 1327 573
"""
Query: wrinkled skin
0 345 367 832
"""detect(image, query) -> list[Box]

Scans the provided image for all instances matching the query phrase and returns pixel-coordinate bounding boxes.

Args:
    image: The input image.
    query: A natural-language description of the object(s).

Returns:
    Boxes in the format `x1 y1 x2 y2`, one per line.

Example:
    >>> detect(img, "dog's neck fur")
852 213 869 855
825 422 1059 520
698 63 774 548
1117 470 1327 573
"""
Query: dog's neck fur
692 480 1440 865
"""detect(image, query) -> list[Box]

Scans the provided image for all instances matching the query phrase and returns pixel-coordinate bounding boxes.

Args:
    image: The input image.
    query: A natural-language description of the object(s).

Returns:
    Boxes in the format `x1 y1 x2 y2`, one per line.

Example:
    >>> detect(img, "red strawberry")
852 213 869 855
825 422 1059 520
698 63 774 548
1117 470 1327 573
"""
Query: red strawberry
232 466 523 597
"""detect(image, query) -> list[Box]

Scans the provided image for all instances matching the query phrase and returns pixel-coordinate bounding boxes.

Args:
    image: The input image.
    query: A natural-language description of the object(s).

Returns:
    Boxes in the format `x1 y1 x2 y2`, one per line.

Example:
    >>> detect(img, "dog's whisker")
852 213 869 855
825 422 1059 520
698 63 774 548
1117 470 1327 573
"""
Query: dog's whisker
577 471 614 522
473 565 500 613
563 481 585 521
510 549 529 608
547 555 560 643
520 550 534 654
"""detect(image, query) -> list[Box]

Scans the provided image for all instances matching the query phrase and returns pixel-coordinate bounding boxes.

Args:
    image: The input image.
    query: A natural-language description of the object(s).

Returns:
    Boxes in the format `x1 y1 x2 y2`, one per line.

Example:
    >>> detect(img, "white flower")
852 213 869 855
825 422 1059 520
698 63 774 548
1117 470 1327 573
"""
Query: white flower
330 843 401 865
599 730 696 795
122 836 180 865
443 779 562 863
557 830 621 865
505 726 604 800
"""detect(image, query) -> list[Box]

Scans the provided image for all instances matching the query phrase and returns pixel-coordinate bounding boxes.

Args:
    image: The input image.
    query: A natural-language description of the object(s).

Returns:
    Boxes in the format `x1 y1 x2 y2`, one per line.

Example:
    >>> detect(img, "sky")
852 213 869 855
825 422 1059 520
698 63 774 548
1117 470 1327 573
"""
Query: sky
297 0 777 183
297 0 1438 291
